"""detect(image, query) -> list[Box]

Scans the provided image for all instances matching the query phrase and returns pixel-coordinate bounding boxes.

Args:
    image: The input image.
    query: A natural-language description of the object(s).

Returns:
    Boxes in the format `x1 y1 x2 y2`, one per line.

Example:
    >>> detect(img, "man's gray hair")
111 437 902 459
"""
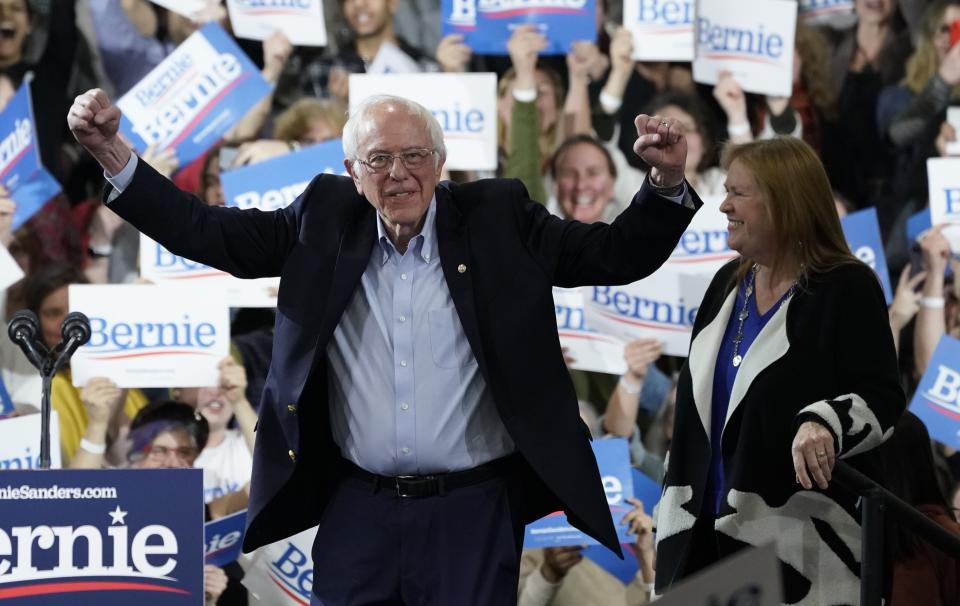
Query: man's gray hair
342 95 447 165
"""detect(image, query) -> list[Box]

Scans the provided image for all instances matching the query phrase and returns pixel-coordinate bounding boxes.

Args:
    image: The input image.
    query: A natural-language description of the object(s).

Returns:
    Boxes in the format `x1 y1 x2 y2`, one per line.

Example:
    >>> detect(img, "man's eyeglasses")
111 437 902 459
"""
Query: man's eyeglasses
357 148 436 173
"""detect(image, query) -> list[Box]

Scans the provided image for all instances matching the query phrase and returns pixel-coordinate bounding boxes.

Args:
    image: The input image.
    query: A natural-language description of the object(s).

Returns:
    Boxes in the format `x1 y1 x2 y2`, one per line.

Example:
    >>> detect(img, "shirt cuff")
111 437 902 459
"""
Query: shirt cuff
104 153 139 201
658 182 688 205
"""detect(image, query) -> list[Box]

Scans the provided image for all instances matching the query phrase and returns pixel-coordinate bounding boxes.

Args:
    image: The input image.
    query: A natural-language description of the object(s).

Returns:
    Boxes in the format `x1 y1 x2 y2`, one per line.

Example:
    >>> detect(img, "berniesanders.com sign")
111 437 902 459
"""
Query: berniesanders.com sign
0 469 203 605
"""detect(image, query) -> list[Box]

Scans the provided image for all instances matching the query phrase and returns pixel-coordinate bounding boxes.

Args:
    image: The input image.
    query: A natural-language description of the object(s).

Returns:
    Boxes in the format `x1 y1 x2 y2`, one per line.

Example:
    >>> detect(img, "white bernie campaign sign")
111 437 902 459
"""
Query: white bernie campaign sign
554 287 627 375
69 284 229 389
582 196 733 357
665 195 736 272
0 412 61 470
927 157 960 255
139 234 280 308
582 270 699 357
655 543 782 605
349 73 498 171
0 243 23 292
692 0 796 97
226 0 328 47
149 0 207 17
623 0 695 61
243 526 317 604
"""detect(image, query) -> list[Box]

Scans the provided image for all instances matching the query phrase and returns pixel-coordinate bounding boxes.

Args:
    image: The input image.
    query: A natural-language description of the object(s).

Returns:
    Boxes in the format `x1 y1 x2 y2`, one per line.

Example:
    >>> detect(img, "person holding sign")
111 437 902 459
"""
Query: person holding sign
655 136 905 604
68 85 701 605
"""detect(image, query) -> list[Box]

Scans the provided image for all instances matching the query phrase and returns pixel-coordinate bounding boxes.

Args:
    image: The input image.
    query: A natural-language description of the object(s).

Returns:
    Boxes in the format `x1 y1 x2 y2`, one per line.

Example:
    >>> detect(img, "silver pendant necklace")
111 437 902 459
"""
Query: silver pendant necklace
731 265 796 367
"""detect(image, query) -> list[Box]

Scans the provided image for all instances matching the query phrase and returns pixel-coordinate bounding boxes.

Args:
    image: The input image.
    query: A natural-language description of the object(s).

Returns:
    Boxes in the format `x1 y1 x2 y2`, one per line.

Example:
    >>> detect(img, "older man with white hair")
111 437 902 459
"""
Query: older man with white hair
68 88 701 605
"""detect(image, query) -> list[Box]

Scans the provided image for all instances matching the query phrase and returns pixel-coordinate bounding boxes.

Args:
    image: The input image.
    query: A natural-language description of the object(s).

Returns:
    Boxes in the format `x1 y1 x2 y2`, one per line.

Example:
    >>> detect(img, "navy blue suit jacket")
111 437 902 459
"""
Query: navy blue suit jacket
109 161 699 556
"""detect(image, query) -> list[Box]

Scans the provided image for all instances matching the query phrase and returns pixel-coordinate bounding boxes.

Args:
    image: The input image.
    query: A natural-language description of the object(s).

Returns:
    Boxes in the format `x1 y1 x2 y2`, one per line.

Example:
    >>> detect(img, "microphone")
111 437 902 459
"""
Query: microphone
7 310 47 370
59 311 91 355
50 311 91 374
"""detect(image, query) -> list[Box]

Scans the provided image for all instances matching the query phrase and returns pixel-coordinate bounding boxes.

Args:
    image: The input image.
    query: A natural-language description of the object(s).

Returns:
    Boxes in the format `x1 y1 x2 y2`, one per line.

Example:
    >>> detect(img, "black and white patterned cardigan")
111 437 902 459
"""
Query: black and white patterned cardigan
655 259 905 605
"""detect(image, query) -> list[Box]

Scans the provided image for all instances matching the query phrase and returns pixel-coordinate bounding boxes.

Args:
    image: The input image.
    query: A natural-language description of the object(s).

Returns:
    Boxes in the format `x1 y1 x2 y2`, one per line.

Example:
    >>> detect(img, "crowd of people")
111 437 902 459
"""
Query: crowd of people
0 0 958 603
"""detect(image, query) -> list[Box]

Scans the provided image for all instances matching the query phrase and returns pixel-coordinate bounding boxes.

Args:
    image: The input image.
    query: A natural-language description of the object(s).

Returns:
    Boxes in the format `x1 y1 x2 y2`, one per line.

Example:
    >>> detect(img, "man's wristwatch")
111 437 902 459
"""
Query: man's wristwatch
649 178 685 198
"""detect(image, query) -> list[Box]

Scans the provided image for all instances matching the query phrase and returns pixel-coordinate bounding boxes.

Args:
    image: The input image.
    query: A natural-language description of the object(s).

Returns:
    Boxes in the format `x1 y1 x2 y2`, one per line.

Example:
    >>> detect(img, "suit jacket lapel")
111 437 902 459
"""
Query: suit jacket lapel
435 186 491 381
317 205 377 346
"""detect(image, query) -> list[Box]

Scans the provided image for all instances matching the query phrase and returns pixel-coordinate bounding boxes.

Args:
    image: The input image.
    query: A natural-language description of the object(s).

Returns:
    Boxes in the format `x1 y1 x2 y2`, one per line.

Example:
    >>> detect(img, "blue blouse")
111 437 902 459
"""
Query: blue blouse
705 276 791 516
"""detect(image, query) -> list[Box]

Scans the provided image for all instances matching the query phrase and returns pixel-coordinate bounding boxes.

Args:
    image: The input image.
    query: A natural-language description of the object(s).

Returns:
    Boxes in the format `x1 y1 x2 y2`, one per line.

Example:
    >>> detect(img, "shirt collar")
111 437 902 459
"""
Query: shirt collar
375 194 437 265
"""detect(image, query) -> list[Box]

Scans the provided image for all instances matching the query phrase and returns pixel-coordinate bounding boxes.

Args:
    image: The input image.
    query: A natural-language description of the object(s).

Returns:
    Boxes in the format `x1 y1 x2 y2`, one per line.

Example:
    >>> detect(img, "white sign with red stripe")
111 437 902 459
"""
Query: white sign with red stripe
226 0 328 47
692 0 797 97
243 526 317 605
139 234 280 308
69 284 230 388
554 287 627 375
582 270 699 357
623 0 695 61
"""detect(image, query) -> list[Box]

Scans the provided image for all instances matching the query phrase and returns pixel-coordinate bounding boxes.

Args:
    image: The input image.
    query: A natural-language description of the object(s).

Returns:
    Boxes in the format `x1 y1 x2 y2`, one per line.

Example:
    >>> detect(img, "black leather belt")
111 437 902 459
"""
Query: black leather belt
342 457 512 498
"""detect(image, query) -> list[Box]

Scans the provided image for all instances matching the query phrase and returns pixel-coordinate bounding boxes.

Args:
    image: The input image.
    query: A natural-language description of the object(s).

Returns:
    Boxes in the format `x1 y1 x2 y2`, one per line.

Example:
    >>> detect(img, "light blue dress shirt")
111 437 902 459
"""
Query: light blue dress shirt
326 197 515 476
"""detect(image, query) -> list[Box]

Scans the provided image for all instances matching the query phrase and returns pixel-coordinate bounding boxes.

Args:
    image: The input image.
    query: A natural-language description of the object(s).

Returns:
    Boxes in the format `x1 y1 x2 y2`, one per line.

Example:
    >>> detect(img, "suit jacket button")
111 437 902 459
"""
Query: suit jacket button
287 404 297 414
288 449 296 462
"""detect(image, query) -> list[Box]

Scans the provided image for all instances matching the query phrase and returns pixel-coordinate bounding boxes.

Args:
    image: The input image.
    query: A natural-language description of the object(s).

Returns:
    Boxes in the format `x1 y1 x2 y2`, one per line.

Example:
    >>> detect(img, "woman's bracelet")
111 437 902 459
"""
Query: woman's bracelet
920 296 946 309
80 438 106 455
619 375 642 395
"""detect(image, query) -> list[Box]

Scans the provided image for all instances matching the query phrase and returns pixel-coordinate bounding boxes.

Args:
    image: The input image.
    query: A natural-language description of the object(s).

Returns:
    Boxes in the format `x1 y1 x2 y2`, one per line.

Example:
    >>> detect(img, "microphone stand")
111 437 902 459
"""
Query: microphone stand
8 314 90 470
37 341 72 469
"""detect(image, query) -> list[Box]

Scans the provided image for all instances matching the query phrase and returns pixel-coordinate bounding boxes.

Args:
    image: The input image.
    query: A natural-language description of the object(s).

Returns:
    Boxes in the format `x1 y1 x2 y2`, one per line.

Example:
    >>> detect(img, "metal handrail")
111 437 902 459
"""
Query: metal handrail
832 461 960 606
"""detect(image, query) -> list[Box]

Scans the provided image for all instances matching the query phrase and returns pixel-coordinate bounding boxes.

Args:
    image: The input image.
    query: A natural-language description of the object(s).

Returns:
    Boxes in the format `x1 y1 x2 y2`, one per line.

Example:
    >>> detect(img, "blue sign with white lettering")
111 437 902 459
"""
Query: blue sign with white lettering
11 167 61 231
205 510 246 567
442 0 596 55
840 207 892 305
909 336 960 449
0 468 203 604
524 438 633 548
117 23 273 168
221 139 346 211
0 81 40 195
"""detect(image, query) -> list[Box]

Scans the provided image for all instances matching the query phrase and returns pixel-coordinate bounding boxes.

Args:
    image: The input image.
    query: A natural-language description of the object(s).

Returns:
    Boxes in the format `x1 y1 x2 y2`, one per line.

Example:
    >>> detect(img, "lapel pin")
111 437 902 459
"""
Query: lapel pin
457 264 467 274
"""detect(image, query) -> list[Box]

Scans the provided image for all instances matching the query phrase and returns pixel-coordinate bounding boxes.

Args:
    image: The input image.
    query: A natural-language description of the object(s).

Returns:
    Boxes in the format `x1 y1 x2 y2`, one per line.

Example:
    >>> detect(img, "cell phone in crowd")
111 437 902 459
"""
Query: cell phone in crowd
219 146 240 171
951 19 960 49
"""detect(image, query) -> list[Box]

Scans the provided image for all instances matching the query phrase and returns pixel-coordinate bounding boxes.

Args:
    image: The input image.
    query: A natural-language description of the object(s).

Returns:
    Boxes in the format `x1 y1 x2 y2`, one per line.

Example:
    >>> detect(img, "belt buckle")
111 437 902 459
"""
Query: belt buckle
395 475 417 498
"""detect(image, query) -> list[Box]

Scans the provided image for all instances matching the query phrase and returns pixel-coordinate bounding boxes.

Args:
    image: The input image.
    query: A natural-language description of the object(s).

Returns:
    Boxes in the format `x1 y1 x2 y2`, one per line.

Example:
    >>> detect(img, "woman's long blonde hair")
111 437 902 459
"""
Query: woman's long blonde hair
904 1 960 96
721 137 859 285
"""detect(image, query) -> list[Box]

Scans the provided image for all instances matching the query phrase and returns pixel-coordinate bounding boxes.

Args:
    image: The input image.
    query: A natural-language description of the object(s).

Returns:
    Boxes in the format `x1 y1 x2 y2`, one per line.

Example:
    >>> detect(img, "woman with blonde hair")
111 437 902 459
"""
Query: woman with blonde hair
656 136 904 604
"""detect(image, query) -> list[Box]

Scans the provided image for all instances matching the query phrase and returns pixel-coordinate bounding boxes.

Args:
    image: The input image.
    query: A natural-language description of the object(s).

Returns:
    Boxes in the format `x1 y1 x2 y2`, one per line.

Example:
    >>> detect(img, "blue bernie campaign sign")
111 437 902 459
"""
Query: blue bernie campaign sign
909 335 960 449
442 0 596 55
11 167 61 231
631 467 661 513
205 510 246 567
0 81 40 195
0 468 203 605
117 23 273 168
222 139 347 211
840 207 892 305
906 208 932 244
524 438 633 548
